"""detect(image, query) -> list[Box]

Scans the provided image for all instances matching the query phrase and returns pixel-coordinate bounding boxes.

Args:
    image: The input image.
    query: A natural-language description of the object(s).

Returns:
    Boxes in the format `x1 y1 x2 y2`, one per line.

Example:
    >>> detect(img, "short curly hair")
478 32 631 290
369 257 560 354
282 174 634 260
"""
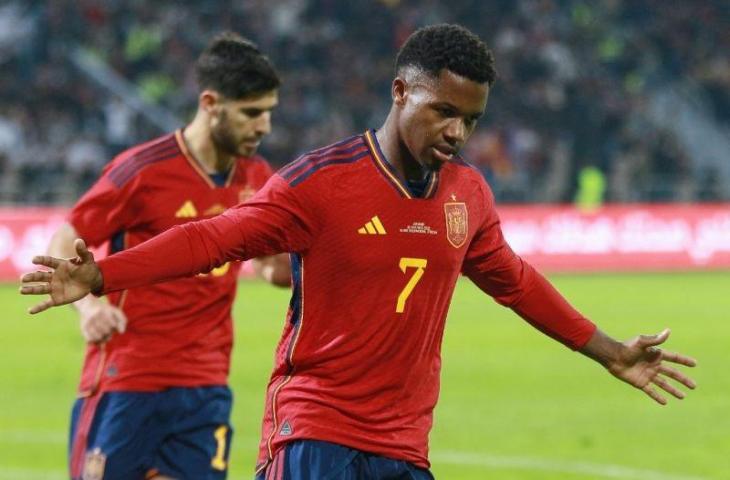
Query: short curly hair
195 32 281 99
395 24 496 86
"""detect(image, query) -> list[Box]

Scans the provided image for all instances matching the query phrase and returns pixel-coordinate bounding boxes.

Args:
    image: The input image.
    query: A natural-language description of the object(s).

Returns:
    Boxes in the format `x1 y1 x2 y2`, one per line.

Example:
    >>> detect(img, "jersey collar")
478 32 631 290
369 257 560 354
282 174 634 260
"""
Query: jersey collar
363 129 439 200
175 129 238 189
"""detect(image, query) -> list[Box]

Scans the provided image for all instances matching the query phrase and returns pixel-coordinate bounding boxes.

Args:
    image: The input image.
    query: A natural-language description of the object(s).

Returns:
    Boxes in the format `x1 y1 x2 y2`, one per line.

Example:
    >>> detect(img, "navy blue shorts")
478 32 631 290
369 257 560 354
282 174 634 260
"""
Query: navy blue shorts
68 386 233 480
255 439 434 480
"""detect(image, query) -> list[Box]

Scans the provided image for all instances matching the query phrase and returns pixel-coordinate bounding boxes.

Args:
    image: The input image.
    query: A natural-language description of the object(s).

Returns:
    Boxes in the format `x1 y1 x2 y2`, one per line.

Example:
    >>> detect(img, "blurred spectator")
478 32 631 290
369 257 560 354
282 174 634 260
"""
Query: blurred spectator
1 0 727 204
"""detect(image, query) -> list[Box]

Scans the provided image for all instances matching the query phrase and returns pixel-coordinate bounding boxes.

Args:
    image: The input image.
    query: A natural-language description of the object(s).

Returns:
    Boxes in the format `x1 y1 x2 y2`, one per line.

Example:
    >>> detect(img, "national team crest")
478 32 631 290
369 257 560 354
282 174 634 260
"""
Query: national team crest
82 448 106 480
444 202 468 248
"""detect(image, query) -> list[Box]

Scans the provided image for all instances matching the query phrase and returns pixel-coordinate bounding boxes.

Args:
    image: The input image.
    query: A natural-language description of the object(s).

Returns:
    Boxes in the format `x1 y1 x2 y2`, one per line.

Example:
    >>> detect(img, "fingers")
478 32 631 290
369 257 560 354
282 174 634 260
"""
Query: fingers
74 238 94 263
111 309 128 334
642 362 697 404
32 255 61 269
645 346 662 362
637 328 670 348
20 270 53 297
28 299 56 315
82 321 101 343
81 316 109 343
101 307 127 335
659 364 696 390
660 349 697 368
641 385 667 405
20 270 52 283
652 376 685 400
81 305 128 344
83 321 112 344
85 329 111 345
19 283 51 295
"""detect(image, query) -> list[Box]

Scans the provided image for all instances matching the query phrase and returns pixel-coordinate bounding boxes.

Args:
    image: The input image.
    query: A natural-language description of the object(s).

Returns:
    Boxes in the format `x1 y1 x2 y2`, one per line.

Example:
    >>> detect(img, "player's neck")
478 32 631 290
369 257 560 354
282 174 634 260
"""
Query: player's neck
375 119 427 182
183 118 234 174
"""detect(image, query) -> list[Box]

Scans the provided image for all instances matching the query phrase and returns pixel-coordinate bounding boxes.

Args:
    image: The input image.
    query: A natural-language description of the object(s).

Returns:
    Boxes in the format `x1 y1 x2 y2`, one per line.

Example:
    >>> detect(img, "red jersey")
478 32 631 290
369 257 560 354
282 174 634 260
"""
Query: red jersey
96 130 596 468
69 130 274 394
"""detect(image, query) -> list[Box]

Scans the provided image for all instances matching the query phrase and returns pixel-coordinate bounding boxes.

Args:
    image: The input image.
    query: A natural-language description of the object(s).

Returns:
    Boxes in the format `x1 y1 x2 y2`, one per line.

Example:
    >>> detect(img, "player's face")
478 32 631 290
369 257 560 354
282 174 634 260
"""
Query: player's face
211 90 278 157
397 70 488 171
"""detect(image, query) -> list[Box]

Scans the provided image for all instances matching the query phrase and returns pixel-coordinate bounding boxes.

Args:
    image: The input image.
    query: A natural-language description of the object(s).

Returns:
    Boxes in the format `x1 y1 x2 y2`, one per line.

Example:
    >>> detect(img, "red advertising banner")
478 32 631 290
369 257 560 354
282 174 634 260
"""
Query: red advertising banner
498 204 730 272
0 207 255 281
0 207 67 281
1 205 729 280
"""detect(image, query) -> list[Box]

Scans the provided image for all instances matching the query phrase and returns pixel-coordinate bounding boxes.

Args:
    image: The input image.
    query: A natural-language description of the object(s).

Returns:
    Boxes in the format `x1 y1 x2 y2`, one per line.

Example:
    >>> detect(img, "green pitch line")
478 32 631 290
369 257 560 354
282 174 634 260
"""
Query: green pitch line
1 273 727 479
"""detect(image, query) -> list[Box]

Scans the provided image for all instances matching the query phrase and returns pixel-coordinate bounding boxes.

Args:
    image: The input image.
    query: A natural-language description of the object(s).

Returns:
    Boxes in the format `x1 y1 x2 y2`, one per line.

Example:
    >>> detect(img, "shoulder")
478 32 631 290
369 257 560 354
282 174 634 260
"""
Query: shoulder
236 153 272 169
231 154 276 188
448 155 482 175
445 155 495 204
235 153 274 176
446 155 490 186
276 134 371 187
105 132 181 188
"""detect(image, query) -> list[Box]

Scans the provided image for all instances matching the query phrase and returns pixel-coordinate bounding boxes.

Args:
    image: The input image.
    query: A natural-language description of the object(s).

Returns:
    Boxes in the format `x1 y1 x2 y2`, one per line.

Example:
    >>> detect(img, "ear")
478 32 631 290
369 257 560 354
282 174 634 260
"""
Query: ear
392 77 407 106
199 90 220 114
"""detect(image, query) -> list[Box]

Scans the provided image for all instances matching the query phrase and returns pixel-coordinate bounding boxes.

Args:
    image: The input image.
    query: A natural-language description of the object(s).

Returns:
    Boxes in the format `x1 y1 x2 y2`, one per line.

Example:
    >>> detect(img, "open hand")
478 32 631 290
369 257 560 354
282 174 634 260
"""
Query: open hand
19 239 103 314
608 328 697 405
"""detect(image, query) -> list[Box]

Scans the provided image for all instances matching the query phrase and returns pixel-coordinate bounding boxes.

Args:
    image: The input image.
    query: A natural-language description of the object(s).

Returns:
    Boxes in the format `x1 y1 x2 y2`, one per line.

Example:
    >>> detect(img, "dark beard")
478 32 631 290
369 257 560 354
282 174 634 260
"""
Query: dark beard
398 139 441 179
211 125 239 157
424 159 444 172
211 111 240 157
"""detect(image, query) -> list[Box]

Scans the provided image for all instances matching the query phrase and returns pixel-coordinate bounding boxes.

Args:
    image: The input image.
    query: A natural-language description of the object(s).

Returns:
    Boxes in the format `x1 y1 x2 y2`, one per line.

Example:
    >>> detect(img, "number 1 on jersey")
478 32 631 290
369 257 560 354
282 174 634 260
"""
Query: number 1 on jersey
211 425 228 470
396 258 427 313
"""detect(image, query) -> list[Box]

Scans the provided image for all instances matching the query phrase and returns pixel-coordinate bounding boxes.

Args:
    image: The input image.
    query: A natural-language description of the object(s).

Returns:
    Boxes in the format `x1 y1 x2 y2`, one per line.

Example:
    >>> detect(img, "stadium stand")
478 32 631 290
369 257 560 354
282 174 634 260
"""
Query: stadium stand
1 0 728 204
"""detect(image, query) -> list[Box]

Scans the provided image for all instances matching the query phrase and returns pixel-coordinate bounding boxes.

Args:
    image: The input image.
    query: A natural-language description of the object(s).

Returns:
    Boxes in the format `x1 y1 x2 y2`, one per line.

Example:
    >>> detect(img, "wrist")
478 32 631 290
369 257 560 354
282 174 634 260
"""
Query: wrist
580 329 625 370
73 294 99 313
603 342 629 374
91 266 104 295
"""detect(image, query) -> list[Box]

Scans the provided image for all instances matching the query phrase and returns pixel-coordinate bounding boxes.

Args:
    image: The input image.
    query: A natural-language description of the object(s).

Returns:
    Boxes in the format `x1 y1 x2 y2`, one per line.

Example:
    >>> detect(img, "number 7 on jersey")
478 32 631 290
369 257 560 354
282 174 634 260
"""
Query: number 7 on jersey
396 258 427 313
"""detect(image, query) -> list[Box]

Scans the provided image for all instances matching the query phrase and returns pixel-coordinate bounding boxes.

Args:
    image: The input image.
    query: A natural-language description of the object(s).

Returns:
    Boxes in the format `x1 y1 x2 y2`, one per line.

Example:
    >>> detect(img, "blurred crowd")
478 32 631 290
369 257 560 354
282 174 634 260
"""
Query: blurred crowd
0 0 728 204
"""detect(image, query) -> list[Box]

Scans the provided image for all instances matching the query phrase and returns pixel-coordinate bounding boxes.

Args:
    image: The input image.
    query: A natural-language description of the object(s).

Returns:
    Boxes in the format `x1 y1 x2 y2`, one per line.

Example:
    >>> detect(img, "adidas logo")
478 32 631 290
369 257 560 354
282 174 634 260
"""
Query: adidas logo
357 216 387 235
175 200 198 218
279 420 293 436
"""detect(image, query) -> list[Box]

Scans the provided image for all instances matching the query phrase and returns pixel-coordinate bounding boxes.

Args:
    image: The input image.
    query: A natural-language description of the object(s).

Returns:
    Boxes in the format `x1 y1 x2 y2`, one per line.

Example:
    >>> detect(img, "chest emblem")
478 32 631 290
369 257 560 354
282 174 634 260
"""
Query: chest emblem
444 202 468 248
357 216 387 235
175 200 198 218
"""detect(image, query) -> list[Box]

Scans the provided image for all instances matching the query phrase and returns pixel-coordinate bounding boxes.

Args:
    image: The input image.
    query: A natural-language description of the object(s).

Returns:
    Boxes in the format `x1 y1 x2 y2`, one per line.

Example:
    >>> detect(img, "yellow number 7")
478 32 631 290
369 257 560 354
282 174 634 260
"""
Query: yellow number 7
396 257 427 313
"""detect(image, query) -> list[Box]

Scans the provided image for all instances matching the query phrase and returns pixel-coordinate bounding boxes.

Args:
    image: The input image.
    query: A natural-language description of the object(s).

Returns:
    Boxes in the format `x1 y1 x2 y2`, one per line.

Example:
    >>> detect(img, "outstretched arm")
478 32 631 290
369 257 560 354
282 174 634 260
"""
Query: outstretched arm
463 181 696 405
21 209 248 313
580 328 696 405
466 243 697 405
20 175 320 315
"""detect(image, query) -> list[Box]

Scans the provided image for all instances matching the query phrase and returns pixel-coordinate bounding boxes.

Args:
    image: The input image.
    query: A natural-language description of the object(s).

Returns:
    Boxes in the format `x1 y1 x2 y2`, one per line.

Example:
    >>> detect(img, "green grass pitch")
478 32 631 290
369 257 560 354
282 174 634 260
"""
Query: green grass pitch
1 273 728 479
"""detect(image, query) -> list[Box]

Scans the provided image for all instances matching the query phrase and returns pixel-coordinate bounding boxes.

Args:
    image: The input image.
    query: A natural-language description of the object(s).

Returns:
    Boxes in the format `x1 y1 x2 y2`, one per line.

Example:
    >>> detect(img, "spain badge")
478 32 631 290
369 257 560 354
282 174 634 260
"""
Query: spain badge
444 202 468 248
82 448 106 480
